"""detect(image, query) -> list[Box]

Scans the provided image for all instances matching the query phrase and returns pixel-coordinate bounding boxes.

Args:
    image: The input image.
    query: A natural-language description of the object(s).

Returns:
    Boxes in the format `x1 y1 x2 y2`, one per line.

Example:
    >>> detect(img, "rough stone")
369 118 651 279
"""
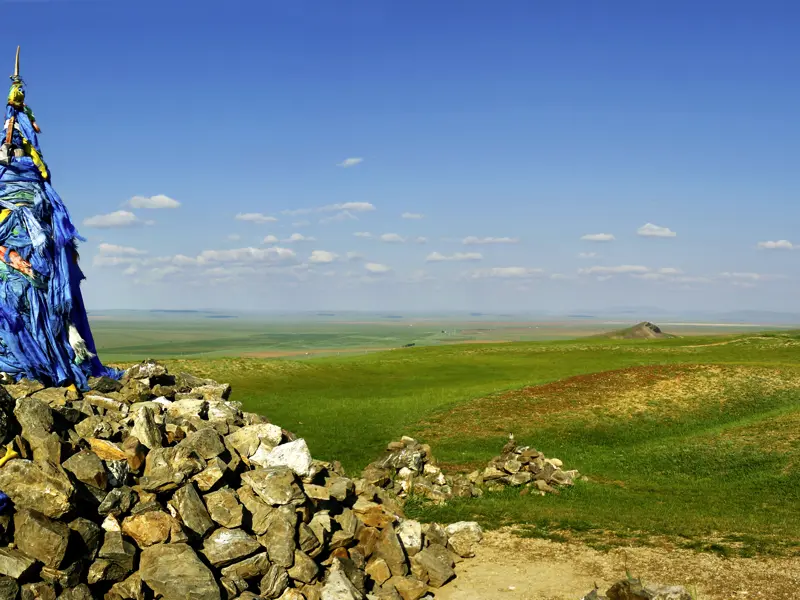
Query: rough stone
205 488 244 528
220 552 271 582
14 509 71 568
0 577 17 600
0 547 38 579
63 450 108 490
0 459 73 518
375 525 408 577
202 527 261 567
179 427 225 460
170 483 214 538
259 565 289 599
140 543 221 600
444 522 482 558
130 406 163 449
258 509 296 568
241 466 303 506
121 510 175 547
287 549 320 584
412 546 455 588
226 424 283 458
252 438 313 478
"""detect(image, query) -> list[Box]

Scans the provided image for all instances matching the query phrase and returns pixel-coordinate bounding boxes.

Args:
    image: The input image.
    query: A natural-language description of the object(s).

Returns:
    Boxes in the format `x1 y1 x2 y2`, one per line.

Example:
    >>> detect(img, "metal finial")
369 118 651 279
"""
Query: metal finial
13 46 19 79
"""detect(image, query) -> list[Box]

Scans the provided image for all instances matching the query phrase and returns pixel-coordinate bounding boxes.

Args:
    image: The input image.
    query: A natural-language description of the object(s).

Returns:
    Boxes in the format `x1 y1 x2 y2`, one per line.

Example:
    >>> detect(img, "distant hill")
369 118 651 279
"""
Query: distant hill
594 321 676 340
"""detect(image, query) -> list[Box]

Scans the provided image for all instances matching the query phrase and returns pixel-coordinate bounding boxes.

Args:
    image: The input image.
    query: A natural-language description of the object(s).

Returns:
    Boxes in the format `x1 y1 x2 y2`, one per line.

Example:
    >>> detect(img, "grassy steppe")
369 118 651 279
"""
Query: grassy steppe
138 331 800 557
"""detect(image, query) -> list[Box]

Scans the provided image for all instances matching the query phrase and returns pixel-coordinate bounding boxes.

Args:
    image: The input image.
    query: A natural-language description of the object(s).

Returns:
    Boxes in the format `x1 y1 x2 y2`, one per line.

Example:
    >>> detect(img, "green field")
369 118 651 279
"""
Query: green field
96 319 800 559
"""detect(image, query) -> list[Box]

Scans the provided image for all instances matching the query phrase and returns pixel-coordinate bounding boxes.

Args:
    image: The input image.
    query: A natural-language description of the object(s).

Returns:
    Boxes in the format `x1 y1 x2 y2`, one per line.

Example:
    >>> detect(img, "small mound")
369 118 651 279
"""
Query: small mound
595 321 675 340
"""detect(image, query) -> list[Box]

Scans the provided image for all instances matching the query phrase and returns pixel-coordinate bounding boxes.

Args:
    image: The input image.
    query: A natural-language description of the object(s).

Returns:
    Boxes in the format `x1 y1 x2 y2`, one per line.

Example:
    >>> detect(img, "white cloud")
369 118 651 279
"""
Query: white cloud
235 213 278 224
578 252 597 259
468 267 544 279
354 232 373 238
637 223 676 238
413 237 427 244
346 252 363 262
83 211 144 229
325 202 374 213
550 273 576 280
320 210 357 224
92 255 139 267
293 220 311 227
462 236 519 245
757 240 795 250
578 265 649 275
337 158 363 168
127 194 180 209
97 243 147 256
284 233 315 243
426 252 483 262
197 247 296 264
309 250 338 264
263 235 279 244
365 262 391 273
228 234 241 241
122 265 138 276
402 212 424 219
716 271 785 282
580 233 615 242
380 233 405 243
658 267 683 275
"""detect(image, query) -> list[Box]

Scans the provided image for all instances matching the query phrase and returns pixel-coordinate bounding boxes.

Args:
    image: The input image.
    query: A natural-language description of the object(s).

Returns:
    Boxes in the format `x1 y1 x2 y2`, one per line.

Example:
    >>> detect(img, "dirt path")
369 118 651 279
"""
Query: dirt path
435 530 800 599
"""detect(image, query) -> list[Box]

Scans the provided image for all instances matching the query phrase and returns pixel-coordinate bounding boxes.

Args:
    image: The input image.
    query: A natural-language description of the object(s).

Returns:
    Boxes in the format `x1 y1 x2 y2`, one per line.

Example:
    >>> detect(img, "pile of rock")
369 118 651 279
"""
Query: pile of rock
0 361 483 600
361 434 578 503
360 437 481 505
473 435 581 495
582 578 692 600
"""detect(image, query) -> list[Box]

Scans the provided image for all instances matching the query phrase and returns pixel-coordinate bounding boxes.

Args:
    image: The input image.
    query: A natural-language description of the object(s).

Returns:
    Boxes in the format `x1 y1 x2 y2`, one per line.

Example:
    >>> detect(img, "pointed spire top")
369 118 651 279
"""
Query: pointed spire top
13 46 19 80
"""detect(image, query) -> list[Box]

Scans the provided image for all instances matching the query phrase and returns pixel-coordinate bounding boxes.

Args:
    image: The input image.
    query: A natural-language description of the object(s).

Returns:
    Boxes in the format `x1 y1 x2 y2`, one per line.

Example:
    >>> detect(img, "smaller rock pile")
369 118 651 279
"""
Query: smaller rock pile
361 438 481 504
582 578 692 600
0 361 483 600
361 435 579 504
474 435 581 495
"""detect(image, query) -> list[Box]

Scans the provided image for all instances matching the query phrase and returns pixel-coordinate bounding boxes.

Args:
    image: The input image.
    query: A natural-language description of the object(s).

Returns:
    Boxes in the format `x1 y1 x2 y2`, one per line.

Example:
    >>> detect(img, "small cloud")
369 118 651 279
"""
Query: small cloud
757 240 795 250
284 233 315 243
380 233 405 243
468 267 544 279
578 252 597 259
122 265 138 276
263 235 279 244
658 267 683 275
365 262 391 273
292 220 311 227
92 255 139 267
637 223 676 238
337 158 364 168
346 252 364 262
413 237 427 244
83 210 145 229
309 250 338 264
235 213 278 224
320 210 357 224
550 273 576 280
426 252 483 262
462 236 519 245
228 234 241 241
354 232 373 238
578 265 649 275
97 243 147 256
326 202 374 212
580 233 615 242
127 194 180 209
402 212 424 220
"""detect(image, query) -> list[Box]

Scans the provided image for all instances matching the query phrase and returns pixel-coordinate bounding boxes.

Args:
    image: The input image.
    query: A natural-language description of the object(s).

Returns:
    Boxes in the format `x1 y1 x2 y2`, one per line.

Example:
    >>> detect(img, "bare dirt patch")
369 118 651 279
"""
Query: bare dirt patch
435 529 800 600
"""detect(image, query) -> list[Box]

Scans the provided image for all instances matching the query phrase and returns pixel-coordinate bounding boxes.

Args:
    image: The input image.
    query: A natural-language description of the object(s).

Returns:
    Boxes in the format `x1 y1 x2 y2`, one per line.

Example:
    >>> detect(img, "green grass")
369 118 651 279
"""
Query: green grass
103 325 800 557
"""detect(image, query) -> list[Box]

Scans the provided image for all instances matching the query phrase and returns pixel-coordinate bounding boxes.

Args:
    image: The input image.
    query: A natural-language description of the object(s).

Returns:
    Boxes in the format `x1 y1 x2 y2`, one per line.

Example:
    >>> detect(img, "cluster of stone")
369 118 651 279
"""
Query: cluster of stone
0 361 482 600
361 435 579 503
360 438 481 504
473 436 581 495
582 578 692 600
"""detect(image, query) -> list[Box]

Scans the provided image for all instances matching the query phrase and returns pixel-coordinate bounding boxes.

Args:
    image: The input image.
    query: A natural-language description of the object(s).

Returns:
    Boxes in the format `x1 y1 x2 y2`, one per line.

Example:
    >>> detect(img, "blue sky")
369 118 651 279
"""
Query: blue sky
15 0 800 312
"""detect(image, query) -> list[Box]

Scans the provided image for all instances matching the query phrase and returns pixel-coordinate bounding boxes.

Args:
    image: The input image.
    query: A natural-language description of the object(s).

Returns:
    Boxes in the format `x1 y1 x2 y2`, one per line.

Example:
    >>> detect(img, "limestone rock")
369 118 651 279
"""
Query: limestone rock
63 450 108 490
0 547 37 579
140 543 221 600
444 522 482 558
241 466 303 506
375 526 408 577
170 483 214 538
202 527 261 567
259 565 289 599
0 459 73 518
252 438 313 478
205 488 243 528
121 510 175 547
226 424 283 458
0 577 17 600
14 509 71 568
